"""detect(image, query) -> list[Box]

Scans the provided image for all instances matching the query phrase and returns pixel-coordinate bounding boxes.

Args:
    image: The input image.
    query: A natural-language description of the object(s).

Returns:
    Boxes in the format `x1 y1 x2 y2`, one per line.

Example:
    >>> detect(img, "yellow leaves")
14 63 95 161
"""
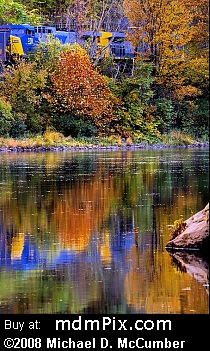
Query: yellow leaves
187 58 209 80
123 0 197 78
174 85 202 100
0 61 48 109
43 129 64 145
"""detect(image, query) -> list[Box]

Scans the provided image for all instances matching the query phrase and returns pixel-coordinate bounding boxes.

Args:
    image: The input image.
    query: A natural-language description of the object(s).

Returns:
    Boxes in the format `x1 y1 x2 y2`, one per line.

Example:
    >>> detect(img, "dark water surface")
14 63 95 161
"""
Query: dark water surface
0 148 209 314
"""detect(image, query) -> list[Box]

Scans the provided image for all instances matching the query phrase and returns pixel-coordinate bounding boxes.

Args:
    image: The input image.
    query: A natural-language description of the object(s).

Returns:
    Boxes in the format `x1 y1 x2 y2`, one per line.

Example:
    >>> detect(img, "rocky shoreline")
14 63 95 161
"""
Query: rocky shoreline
0 141 209 153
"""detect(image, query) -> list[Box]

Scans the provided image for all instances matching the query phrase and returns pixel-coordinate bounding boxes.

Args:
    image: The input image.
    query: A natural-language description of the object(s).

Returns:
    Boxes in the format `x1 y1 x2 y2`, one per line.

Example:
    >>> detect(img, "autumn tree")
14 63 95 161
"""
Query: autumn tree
123 0 195 74
50 45 118 135
123 0 209 138
0 61 50 135
167 0 209 137
184 0 209 59
122 0 208 89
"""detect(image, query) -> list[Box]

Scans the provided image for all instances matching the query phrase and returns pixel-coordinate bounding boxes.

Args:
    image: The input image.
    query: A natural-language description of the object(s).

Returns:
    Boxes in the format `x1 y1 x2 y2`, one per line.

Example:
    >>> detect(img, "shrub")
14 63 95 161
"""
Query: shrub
43 129 64 145
0 98 13 136
162 131 195 145
9 112 27 138
0 61 49 135
154 97 177 133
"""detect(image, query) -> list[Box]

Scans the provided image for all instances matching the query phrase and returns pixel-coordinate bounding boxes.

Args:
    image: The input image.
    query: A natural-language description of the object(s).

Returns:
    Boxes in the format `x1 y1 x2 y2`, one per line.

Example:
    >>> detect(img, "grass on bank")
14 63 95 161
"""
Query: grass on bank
0 131 207 150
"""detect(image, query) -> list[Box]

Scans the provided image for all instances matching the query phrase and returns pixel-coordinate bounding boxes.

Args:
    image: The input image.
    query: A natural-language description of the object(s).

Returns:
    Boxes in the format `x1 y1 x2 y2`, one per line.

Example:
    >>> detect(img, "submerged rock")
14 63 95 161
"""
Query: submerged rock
165 204 209 253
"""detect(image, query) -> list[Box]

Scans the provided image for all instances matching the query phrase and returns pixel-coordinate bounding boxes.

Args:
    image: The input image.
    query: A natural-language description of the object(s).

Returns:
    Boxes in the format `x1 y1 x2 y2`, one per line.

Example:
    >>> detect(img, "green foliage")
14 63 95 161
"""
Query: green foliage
107 61 160 140
0 2 208 142
154 97 177 134
30 36 71 72
0 61 50 134
154 60 209 139
190 98 209 139
97 57 120 79
0 0 41 24
0 98 13 136
161 131 195 146
183 58 209 92
171 97 209 139
9 113 27 138
52 113 97 138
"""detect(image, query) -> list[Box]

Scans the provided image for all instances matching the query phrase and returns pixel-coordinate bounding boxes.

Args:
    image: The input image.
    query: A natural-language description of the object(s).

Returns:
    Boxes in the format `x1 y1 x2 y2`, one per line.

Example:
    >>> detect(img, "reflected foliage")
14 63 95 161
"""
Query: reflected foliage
0 148 209 313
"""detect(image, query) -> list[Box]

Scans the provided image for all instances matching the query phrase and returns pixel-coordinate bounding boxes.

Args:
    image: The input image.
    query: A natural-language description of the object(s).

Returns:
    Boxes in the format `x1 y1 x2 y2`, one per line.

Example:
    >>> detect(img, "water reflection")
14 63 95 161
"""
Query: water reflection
169 252 209 293
0 148 209 313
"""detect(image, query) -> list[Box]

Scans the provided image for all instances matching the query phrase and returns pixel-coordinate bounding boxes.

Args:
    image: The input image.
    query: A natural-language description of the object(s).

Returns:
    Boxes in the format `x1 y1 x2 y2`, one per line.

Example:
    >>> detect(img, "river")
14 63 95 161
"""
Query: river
0 147 209 314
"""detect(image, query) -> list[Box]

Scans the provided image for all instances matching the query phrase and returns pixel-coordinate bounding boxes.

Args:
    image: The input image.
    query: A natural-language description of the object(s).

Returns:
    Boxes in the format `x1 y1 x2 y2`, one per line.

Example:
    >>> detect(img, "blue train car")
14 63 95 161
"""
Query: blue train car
110 32 134 58
0 24 36 55
34 26 103 48
0 23 135 63
0 29 9 61
34 26 77 45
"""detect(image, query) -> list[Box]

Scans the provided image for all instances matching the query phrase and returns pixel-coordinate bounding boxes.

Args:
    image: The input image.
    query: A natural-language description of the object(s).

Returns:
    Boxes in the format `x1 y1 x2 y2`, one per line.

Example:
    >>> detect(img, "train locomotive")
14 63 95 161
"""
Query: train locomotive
0 24 36 63
0 23 135 65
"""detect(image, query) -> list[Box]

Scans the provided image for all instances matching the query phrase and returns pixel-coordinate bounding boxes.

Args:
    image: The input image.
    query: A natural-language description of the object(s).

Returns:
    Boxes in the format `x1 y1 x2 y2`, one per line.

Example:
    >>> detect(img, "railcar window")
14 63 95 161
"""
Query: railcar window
111 45 125 57
11 29 24 35
35 27 52 34
26 29 35 36
113 38 124 43
34 27 42 33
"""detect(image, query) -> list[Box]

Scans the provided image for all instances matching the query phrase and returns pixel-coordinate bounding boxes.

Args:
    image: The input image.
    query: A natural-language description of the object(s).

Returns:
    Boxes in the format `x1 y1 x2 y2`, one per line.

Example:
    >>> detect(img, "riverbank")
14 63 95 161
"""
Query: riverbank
1 144 209 153
0 142 209 153
0 134 209 152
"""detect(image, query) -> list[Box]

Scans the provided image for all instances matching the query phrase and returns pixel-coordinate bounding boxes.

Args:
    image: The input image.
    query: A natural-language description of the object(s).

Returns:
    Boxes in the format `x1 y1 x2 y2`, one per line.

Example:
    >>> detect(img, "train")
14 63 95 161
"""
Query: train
0 23 135 64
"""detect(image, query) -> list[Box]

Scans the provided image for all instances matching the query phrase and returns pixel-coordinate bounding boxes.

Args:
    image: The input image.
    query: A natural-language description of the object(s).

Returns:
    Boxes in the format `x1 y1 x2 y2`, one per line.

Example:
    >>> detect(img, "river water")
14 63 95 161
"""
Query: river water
0 147 209 314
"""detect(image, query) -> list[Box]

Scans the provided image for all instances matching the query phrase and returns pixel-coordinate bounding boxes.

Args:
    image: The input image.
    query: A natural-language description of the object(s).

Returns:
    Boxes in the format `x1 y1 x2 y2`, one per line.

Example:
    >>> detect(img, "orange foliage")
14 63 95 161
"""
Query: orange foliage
53 174 115 251
50 45 118 128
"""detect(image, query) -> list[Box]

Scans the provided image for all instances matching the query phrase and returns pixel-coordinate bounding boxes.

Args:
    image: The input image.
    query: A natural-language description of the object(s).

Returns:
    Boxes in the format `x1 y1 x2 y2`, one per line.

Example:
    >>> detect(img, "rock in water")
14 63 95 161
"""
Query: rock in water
165 204 209 253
